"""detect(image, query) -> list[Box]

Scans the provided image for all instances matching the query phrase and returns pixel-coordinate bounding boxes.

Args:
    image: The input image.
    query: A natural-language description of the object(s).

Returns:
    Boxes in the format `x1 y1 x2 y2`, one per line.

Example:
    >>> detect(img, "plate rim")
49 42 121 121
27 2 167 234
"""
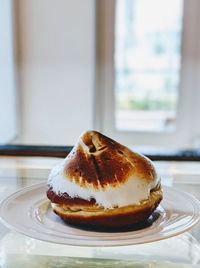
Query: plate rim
0 183 200 247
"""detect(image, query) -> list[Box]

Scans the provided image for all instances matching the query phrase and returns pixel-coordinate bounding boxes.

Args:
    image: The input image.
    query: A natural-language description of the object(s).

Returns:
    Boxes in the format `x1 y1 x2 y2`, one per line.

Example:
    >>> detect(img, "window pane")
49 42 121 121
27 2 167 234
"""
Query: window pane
115 0 183 132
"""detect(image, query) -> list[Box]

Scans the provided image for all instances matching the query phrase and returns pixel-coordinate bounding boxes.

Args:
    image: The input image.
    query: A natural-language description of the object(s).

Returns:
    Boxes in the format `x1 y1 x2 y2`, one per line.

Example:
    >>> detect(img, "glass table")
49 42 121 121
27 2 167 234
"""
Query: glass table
0 156 200 267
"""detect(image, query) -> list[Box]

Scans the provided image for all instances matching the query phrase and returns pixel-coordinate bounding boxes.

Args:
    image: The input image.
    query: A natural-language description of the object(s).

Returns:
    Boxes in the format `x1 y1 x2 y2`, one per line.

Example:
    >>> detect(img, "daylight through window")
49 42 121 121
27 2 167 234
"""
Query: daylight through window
115 0 184 132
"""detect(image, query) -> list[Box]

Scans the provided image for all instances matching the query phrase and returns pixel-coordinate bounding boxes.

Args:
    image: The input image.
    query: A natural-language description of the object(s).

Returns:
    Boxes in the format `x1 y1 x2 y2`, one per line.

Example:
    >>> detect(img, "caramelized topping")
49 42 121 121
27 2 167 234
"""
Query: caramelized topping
64 131 157 188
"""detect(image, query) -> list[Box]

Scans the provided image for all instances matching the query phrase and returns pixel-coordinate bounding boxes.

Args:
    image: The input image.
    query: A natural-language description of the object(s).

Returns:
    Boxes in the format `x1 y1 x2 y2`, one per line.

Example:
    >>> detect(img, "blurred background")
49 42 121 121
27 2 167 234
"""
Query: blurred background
1 0 200 150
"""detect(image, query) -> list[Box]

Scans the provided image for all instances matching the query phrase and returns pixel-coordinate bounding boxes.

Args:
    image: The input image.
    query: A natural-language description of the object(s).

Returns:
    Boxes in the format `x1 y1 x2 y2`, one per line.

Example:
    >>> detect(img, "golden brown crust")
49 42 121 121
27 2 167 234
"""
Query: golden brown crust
51 186 163 228
64 131 157 189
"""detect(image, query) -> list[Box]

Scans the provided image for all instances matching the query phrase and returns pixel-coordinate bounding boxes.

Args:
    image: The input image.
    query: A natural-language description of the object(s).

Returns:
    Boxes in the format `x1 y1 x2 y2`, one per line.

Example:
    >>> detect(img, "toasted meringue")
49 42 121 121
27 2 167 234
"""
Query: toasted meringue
47 130 162 228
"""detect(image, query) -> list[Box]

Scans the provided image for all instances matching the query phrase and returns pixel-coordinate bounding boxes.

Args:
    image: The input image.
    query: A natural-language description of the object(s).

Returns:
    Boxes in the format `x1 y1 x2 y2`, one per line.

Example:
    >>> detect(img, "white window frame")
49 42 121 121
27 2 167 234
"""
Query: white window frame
0 0 17 144
95 0 200 149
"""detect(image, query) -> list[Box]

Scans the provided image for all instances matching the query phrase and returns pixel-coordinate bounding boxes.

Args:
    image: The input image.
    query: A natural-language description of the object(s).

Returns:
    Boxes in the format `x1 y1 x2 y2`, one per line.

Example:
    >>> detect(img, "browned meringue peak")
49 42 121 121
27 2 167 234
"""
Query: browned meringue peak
64 130 158 189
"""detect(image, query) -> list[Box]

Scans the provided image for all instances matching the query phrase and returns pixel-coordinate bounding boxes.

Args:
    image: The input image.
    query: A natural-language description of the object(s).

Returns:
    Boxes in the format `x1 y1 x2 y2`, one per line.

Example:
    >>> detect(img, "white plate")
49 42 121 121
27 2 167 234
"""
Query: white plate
0 183 200 247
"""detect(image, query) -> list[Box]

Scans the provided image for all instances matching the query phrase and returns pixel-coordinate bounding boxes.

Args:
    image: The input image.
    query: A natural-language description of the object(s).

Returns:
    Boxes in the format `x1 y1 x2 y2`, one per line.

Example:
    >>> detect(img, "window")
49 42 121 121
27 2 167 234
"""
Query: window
115 0 183 132
96 0 200 149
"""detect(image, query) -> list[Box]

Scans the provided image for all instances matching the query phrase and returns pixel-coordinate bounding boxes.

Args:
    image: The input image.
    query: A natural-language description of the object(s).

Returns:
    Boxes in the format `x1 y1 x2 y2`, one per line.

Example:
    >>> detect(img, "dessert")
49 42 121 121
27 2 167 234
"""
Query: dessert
46 130 162 228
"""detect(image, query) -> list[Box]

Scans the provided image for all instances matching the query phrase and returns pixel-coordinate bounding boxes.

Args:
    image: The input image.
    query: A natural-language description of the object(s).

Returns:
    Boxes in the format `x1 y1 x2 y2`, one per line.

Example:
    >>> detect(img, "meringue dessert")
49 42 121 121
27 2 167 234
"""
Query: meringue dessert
46 130 163 228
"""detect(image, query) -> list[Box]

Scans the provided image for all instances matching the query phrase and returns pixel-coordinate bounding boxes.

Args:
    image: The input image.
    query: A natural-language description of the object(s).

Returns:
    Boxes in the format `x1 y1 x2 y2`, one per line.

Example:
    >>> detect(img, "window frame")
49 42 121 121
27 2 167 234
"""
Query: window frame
95 0 200 149
0 0 18 144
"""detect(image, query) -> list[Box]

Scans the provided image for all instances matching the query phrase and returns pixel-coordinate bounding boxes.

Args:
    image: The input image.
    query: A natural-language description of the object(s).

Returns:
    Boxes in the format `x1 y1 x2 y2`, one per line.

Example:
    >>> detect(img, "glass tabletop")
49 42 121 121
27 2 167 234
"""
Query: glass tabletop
0 156 200 267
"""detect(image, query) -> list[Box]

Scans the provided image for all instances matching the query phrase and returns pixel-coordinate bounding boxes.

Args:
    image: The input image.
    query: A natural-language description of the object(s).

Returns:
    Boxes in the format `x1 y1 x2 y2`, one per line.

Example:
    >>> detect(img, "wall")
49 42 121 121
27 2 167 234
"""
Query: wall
16 0 95 145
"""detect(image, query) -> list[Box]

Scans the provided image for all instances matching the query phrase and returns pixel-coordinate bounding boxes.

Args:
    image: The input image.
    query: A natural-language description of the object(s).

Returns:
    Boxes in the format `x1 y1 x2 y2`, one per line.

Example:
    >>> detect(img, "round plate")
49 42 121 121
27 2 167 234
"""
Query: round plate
0 183 200 247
